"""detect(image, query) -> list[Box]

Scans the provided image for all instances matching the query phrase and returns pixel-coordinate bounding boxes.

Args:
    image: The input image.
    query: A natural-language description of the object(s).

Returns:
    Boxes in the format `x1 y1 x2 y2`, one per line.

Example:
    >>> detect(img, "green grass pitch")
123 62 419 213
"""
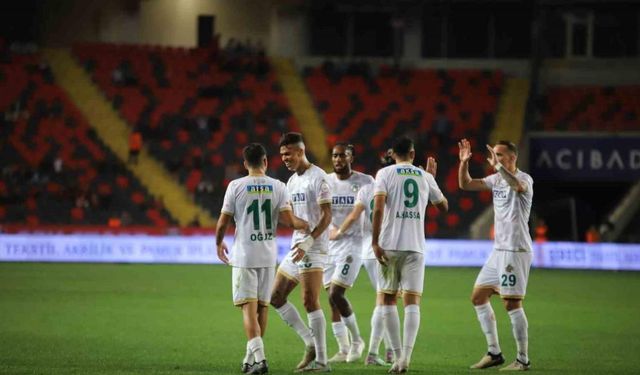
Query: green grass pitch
1 263 639 374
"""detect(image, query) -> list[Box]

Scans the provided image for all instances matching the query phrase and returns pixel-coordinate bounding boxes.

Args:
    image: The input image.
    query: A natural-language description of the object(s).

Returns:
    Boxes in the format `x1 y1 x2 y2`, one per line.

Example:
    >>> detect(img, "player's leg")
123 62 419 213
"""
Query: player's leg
232 267 262 373
241 302 267 373
299 268 330 371
376 251 403 369
271 260 315 350
363 259 392 365
499 251 532 371
396 252 425 371
329 255 365 363
470 251 505 369
324 263 350 362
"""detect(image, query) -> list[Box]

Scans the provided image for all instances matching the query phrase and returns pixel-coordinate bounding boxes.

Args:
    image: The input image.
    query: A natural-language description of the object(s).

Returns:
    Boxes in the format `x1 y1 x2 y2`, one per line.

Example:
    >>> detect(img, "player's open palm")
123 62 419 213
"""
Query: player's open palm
485 144 498 167
458 139 472 162
426 156 437 176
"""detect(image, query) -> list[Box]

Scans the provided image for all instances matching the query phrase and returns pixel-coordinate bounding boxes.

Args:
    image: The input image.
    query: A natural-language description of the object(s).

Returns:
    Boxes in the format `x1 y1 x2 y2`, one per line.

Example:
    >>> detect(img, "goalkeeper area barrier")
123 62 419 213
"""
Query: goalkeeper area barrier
1 232 639 271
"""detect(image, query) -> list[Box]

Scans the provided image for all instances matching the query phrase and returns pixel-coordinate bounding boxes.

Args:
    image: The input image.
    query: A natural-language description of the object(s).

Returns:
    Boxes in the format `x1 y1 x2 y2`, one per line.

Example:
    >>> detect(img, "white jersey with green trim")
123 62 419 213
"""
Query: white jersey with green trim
221 175 291 268
483 170 534 252
373 163 445 253
328 171 374 257
287 164 332 254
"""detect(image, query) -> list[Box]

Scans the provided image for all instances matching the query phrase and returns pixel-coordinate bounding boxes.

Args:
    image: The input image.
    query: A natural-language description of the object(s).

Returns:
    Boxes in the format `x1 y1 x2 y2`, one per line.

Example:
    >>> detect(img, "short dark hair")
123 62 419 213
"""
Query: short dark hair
392 136 414 157
279 132 304 148
243 143 267 168
496 140 518 156
333 142 355 156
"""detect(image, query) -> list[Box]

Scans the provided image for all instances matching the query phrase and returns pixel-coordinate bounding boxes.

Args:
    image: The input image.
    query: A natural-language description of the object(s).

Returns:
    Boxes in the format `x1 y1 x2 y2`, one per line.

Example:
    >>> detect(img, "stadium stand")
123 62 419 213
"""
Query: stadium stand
538 85 640 131
72 43 301 216
0 49 176 227
303 62 504 238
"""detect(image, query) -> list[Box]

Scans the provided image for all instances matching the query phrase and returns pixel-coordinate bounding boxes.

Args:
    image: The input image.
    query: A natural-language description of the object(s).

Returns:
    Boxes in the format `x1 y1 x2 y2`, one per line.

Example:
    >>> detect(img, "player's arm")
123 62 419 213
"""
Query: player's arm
485 145 528 193
311 202 332 239
458 138 490 191
371 194 388 265
425 156 449 212
215 213 232 264
278 208 309 232
290 202 330 262
330 203 365 240
434 197 448 212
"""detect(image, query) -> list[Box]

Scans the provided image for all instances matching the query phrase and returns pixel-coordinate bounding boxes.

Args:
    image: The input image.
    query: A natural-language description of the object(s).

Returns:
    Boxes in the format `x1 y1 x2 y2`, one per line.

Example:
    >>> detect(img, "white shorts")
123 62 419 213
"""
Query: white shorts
232 267 275 306
362 259 379 289
323 252 363 289
277 251 327 283
377 251 424 296
475 250 533 299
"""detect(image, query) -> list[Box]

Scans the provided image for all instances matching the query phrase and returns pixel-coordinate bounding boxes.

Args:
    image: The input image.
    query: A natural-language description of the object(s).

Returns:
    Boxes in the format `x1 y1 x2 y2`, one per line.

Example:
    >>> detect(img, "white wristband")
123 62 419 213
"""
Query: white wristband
495 163 504 171
336 228 343 237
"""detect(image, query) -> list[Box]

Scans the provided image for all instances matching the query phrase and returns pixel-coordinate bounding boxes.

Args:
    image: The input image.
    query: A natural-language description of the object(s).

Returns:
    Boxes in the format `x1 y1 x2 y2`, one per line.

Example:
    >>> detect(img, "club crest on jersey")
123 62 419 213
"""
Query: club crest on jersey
351 184 360 192
346 255 353 264
246 185 273 194
396 167 422 176
505 264 514 273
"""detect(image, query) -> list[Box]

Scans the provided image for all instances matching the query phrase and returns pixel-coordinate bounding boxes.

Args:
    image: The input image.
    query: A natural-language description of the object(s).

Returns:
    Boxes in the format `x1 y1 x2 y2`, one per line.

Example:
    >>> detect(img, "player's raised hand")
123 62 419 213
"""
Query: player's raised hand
426 156 437 176
458 139 472 162
485 144 498 167
373 244 388 266
217 242 230 265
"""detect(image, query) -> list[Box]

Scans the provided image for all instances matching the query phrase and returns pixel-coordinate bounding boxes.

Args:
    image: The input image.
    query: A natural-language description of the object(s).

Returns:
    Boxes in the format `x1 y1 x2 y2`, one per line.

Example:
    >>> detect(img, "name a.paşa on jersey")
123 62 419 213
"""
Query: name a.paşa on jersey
396 211 421 219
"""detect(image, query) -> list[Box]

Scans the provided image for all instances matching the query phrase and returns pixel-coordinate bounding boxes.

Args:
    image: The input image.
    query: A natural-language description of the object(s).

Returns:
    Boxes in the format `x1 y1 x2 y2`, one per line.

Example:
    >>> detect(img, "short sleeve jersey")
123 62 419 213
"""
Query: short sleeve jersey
221 175 291 268
356 183 375 259
287 164 332 254
483 170 534 252
374 163 445 253
328 171 375 238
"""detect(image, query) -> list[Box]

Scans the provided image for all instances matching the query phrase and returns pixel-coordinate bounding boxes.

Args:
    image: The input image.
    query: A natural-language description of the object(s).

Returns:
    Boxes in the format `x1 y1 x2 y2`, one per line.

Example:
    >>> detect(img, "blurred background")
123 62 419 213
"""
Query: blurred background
0 0 638 246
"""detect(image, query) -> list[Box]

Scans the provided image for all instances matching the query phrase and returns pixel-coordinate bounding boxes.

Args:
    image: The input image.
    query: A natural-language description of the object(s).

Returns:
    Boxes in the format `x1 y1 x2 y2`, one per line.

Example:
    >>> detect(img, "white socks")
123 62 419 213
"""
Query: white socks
308 309 328 364
368 306 385 354
508 308 529 364
342 312 362 342
247 337 265 363
474 302 502 355
402 304 420 364
242 342 254 365
275 302 314 347
380 305 402 360
331 321 349 353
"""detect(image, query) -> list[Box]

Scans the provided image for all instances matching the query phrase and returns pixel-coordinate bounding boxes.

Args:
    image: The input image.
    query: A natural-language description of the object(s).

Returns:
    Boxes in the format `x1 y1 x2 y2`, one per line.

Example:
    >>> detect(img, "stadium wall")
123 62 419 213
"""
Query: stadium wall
1 234 639 271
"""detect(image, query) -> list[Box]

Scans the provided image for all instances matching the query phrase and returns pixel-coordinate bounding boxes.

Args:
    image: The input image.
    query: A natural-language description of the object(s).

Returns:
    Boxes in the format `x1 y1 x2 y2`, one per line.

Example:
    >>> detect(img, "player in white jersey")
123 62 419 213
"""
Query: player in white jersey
372 136 448 374
458 139 534 371
323 143 374 364
330 179 394 366
215 143 309 375
269 133 333 373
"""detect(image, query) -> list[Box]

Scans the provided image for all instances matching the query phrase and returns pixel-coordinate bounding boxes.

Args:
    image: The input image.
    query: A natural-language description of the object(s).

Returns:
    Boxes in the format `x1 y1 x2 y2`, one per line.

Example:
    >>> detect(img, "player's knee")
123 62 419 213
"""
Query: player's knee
302 295 319 312
503 298 522 311
328 289 345 306
270 292 285 309
471 293 487 306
